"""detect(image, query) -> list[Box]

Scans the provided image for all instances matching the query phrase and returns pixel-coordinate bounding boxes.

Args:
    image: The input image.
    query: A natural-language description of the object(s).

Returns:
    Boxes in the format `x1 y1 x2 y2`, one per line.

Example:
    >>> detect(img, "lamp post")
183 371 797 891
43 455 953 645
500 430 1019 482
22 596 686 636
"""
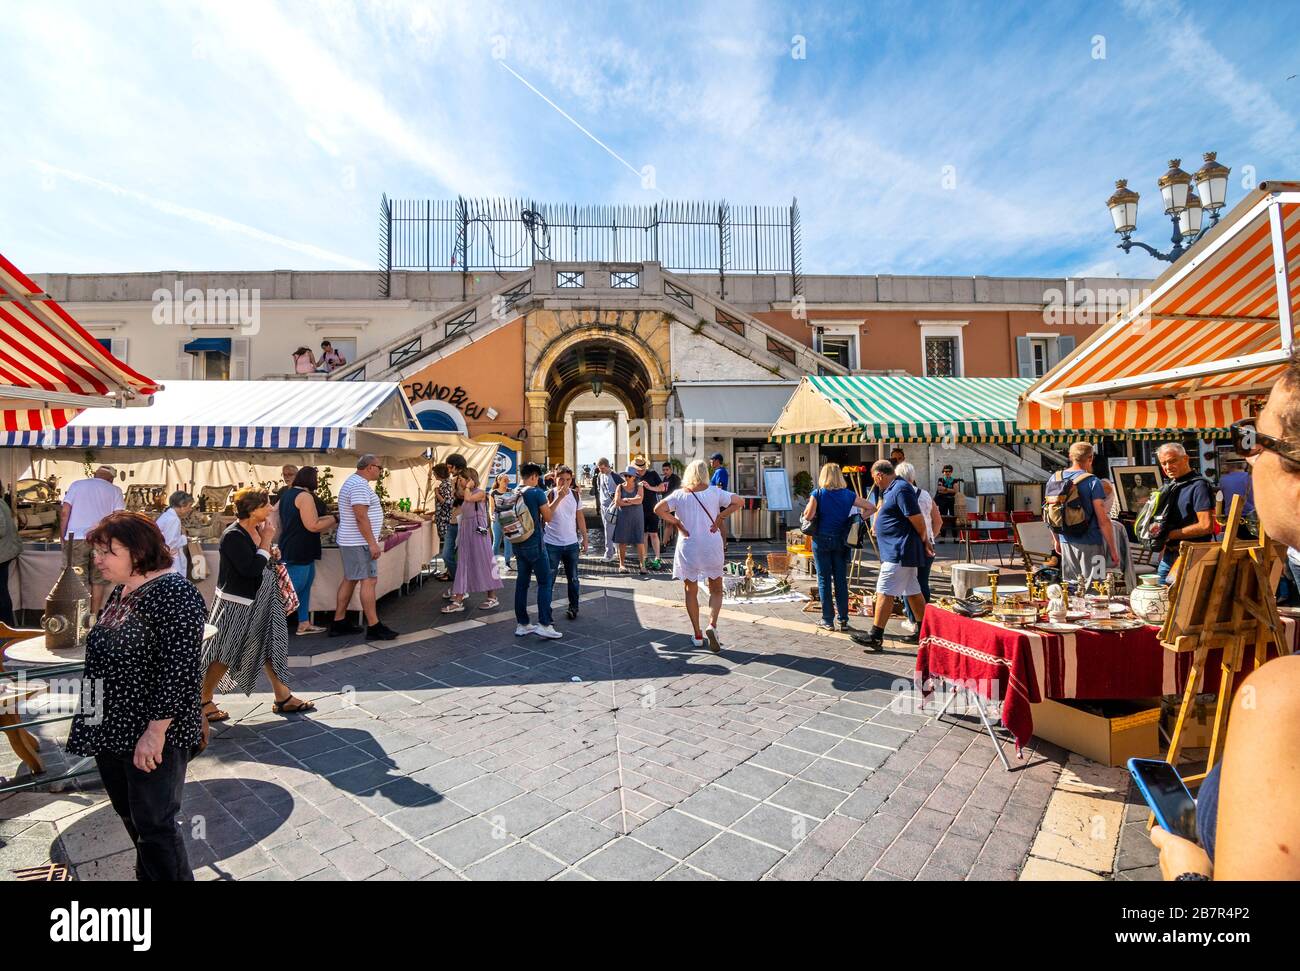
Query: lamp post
1107 153 1231 263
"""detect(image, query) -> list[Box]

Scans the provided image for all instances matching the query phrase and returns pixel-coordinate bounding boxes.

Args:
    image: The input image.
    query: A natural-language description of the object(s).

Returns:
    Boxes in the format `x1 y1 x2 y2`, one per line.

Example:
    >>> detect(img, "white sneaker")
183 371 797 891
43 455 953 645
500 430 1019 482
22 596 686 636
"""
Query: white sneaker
514 623 536 637
690 635 705 648
533 624 563 640
899 619 919 635
704 625 722 653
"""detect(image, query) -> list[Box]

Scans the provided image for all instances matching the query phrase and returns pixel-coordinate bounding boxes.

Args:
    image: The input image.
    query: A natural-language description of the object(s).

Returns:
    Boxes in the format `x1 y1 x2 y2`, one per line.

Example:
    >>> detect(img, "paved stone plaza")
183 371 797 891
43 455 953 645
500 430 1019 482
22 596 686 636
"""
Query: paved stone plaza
1 565 1073 881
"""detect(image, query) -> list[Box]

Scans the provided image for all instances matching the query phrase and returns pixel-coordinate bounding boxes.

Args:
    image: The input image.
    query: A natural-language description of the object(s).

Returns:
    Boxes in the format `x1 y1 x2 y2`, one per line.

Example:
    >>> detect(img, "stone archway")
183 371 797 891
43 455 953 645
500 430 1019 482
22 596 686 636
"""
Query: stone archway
525 309 672 465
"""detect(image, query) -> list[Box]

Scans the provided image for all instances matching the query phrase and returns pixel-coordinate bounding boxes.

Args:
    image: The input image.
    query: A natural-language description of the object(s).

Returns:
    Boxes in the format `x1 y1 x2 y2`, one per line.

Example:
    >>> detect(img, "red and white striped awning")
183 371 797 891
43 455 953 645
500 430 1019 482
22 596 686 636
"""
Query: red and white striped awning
1020 181 1300 435
0 251 162 433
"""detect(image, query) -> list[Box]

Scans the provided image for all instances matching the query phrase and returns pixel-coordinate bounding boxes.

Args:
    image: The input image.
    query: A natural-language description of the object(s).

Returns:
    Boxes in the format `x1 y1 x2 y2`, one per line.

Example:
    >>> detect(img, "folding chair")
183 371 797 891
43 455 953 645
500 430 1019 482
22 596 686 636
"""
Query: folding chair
1014 520 1056 575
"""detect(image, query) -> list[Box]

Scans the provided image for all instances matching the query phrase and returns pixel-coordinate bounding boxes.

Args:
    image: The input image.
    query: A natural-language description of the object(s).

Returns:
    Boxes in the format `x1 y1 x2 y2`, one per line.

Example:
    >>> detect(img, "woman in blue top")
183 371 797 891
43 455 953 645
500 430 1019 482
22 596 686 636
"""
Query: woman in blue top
801 463 876 631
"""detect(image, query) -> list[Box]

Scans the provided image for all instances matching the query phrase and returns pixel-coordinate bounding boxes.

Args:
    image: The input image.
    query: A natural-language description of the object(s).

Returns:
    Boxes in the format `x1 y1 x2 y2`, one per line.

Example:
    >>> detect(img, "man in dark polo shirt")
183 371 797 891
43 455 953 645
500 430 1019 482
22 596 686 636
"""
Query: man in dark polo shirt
852 459 932 652
1151 442 1214 585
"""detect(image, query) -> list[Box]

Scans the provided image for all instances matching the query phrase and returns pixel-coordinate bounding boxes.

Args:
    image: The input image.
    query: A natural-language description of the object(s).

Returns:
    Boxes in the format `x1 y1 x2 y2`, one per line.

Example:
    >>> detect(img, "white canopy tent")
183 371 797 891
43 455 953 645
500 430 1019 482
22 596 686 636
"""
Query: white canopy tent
2 380 496 507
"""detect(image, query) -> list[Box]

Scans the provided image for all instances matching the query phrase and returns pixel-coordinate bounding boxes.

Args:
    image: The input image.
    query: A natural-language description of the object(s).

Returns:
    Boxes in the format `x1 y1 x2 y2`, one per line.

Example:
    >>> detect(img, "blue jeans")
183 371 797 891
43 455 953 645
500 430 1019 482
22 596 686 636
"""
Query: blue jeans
812 539 850 625
492 519 513 566
513 543 554 627
904 554 934 623
442 522 459 577
284 562 316 624
547 542 580 612
1157 555 1174 585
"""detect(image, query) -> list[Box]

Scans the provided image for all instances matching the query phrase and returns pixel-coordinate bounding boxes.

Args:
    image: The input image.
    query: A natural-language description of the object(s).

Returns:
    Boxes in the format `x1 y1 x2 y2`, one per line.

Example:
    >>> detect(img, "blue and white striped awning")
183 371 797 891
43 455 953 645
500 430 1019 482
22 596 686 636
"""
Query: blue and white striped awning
0 380 417 451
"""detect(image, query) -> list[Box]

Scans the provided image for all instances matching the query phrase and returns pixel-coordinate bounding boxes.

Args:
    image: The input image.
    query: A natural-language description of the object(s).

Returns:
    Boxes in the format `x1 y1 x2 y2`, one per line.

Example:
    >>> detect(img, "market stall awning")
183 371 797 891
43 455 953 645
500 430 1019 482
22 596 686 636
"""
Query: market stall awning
1019 182 1300 435
770 375 1044 443
0 380 417 450
0 251 162 432
673 381 798 427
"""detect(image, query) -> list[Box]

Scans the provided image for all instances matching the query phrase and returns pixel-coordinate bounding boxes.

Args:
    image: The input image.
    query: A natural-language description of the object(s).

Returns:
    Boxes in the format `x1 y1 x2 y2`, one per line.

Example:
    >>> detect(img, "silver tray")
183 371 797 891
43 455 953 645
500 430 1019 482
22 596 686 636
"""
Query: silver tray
1080 617 1147 632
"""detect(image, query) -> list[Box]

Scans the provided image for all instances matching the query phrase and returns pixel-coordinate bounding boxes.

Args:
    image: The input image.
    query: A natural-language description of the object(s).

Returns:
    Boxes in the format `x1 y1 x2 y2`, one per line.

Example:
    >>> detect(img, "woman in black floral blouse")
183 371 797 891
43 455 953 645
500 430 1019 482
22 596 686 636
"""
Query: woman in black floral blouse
67 510 207 881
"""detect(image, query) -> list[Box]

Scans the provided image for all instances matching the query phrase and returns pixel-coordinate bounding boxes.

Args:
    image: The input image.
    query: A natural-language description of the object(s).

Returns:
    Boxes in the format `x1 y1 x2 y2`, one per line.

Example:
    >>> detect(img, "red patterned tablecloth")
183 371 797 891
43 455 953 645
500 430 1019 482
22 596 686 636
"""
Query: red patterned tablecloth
915 607 1293 751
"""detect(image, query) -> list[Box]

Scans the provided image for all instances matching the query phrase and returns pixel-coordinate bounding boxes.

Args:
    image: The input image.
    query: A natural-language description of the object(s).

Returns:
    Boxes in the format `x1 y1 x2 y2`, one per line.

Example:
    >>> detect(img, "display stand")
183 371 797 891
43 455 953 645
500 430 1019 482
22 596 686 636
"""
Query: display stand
1156 494 1288 805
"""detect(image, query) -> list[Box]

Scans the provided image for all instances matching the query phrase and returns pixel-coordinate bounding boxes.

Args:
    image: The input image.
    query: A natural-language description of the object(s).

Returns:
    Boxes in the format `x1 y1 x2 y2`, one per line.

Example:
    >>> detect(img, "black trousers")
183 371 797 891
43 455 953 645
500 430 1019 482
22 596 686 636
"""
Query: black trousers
95 745 193 881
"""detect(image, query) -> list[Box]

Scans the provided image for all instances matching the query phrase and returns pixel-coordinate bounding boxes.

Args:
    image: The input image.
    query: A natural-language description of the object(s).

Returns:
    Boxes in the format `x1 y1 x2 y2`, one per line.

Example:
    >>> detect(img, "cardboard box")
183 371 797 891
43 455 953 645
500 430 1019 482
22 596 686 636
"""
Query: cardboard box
1030 698 1162 767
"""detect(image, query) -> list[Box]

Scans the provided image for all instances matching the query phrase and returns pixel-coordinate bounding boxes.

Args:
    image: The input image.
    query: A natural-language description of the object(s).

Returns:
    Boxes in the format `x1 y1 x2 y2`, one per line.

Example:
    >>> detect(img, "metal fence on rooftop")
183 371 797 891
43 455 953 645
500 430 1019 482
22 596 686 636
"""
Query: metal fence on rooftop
378 195 802 299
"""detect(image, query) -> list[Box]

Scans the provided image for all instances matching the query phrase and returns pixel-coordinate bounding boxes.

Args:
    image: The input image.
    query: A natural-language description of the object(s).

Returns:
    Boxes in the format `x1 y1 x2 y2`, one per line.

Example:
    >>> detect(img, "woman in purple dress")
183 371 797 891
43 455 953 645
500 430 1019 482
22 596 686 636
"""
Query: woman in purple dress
442 468 502 613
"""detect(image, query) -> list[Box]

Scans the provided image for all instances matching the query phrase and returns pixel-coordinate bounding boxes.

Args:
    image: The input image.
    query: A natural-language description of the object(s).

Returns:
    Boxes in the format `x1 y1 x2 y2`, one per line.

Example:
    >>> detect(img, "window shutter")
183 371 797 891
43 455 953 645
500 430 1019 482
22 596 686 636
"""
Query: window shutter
175 339 194 379
1053 335 1076 367
231 338 251 379
109 338 129 363
1016 336 1035 378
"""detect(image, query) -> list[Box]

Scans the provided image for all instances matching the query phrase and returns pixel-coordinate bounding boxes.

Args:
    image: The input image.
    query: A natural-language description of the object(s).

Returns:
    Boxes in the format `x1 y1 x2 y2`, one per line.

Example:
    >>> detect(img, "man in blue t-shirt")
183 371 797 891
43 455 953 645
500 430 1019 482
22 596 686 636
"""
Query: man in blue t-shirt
851 460 933 652
1152 443 1215 585
709 453 729 490
511 463 567 639
1053 442 1119 588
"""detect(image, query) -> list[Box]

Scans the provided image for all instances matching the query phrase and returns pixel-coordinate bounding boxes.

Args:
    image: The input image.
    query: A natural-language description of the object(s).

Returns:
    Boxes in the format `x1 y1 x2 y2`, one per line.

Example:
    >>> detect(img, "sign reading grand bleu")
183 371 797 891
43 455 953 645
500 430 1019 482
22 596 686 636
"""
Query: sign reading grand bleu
403 381 494 422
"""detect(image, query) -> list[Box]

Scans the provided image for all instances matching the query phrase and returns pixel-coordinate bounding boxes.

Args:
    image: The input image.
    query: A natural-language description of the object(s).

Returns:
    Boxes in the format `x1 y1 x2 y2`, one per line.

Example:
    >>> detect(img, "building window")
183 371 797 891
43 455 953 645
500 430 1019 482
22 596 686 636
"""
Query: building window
918 320 967 377
1017 334 1076 378
815 332 857 370
1031 339 1050 378
184 337 231 381
924 336 958 377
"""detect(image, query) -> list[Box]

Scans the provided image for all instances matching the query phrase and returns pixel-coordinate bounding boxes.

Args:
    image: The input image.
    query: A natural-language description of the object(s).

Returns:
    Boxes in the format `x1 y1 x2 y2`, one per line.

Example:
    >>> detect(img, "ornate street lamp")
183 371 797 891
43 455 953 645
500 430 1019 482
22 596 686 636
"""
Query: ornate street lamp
591 377 604 398
1107 152 1231 263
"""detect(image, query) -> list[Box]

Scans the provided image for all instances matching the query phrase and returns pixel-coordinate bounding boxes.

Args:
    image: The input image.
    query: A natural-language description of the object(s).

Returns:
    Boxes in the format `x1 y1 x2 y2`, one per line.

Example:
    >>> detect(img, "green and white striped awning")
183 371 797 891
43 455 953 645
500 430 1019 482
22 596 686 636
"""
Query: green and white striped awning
768 375 1232 444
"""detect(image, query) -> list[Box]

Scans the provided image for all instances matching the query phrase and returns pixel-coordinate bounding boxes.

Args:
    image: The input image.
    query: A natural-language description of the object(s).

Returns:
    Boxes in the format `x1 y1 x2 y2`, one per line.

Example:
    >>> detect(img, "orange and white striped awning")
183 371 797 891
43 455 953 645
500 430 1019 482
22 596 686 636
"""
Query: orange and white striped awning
1020 181 1300 435
0 251 162 434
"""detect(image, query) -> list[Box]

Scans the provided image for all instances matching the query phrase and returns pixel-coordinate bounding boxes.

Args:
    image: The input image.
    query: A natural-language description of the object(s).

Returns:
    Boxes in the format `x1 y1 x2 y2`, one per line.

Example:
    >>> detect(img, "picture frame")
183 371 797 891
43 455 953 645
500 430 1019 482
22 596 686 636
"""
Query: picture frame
972 465 1006 497
1113 465 1164 513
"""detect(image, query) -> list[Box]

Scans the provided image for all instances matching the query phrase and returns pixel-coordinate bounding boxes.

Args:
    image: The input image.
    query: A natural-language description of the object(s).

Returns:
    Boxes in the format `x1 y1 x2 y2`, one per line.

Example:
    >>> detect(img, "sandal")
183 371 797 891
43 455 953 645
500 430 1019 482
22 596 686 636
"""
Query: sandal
296 624 327 636
202 701 230 723
442 590 456 600
434 572 451 582
480 598 499 609
441 600 466 613
272 695 316 715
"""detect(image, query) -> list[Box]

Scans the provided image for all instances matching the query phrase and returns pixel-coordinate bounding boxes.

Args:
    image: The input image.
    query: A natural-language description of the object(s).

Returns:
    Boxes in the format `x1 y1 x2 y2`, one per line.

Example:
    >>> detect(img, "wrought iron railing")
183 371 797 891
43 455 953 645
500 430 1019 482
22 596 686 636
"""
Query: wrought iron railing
377 196 802 299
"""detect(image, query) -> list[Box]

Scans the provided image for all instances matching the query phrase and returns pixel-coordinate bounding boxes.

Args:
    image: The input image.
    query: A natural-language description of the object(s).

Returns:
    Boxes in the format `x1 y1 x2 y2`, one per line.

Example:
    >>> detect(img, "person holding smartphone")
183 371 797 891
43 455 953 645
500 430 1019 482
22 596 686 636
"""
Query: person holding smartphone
1146 352 1300 881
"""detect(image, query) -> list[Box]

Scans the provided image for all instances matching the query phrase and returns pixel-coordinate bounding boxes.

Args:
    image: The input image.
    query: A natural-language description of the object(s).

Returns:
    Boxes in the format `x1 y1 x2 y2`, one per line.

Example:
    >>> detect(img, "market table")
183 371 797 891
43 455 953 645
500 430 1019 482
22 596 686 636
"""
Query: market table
915 606 1294 758
7 521 434 616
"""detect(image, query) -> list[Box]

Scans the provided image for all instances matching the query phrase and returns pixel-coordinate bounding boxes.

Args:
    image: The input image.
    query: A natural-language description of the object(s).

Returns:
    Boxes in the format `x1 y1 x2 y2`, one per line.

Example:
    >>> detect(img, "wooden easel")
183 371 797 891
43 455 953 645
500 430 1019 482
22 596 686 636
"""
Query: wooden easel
1156 494 1288 797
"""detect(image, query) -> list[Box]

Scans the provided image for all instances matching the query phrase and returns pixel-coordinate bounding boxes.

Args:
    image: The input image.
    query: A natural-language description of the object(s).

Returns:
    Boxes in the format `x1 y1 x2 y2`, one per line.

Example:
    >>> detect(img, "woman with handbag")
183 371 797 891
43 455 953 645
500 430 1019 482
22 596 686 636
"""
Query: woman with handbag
654 459 745 652
277 467 337 635
201 488 315 722
802 462 877 632
442 468 503 613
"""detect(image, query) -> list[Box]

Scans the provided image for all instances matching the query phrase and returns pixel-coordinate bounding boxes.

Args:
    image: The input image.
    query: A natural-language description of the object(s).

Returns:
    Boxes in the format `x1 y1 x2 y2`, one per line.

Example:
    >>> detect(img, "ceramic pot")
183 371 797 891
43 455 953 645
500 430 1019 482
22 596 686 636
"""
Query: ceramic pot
1129 574 1170 624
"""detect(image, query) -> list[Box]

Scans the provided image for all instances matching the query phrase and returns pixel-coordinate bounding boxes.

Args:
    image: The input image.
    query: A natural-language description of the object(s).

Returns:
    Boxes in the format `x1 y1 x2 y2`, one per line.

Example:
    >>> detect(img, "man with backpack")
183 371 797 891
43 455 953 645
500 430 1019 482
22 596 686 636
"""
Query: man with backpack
501 462 566 639
1044 442 1119 587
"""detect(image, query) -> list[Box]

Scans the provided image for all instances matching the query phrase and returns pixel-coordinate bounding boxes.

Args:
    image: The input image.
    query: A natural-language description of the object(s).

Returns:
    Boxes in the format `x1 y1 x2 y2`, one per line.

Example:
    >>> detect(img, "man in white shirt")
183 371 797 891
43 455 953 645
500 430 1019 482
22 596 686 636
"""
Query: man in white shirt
543 465 589 621
59 465 125 613
156 491 195 579
330 454 398 641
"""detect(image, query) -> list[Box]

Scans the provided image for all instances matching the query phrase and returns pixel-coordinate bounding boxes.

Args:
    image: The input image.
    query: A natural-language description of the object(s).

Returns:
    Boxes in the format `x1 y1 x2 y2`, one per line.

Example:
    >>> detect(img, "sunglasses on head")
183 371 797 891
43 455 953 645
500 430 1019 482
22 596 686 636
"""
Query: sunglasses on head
1231 417 1300 463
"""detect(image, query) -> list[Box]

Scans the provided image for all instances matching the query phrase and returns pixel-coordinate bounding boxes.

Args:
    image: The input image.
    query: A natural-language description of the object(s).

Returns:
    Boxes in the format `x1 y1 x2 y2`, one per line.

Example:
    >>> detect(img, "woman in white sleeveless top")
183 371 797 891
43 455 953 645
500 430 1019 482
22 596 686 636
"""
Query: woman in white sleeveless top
654 459 744 652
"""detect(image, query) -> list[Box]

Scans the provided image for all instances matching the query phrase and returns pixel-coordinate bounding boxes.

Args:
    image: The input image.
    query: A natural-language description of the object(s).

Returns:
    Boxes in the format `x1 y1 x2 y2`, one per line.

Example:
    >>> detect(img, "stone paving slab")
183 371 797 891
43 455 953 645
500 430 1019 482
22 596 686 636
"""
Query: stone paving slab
1 575 1066 881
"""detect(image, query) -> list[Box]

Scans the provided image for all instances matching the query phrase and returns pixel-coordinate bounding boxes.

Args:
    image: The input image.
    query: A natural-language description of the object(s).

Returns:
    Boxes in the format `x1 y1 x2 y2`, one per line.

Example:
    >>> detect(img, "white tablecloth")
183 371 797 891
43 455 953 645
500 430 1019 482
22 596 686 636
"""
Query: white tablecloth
8 520 434 616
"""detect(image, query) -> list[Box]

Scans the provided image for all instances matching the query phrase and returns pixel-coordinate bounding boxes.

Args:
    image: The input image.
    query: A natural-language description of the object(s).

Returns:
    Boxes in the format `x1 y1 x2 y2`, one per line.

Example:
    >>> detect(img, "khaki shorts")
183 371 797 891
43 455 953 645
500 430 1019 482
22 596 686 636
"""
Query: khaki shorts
68 539 106 585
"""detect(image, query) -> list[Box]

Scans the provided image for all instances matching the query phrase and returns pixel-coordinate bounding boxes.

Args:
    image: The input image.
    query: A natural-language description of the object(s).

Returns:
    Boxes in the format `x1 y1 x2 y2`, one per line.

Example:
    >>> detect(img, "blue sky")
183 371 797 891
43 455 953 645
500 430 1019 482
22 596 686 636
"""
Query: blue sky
2 0 1297 281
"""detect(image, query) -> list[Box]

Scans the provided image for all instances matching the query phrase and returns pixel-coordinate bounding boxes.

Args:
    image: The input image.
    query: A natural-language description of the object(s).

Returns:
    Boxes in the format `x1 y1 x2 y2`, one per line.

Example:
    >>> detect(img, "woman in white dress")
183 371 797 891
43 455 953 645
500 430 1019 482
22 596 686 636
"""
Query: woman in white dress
654 459 744 652
155 491 194 580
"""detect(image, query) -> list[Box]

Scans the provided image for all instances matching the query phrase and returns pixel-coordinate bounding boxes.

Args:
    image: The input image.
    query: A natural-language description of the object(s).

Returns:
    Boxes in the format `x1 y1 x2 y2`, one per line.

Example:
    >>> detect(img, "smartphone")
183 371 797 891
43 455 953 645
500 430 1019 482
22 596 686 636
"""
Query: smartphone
1128 758 1198 841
